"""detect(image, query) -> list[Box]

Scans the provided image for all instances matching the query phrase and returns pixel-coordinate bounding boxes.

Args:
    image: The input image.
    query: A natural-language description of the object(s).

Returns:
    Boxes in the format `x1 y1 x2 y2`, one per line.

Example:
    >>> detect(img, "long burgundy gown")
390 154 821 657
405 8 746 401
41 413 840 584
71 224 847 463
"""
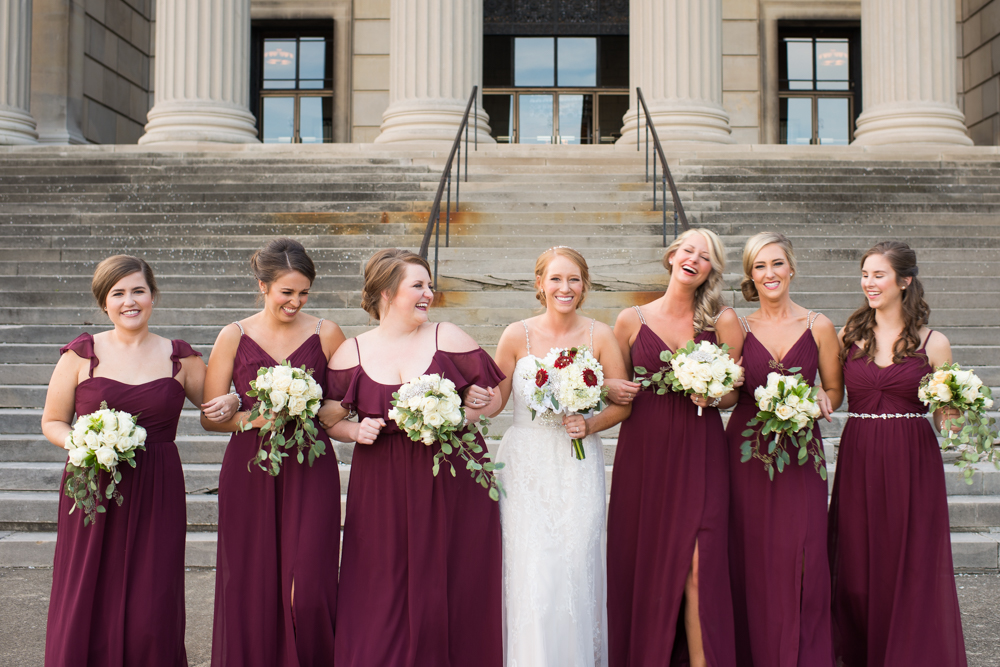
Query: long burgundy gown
45 333 196 667
828 335 966 667
607 311 737 667
326 329 504 667
725 316 834 667
212 321 341 667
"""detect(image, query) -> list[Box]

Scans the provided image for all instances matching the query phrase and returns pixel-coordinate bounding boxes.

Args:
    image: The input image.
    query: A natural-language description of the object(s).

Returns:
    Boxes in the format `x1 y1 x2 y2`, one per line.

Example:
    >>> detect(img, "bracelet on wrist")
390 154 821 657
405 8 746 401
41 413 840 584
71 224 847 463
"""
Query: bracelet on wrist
710 396 722 408
228 390 242 411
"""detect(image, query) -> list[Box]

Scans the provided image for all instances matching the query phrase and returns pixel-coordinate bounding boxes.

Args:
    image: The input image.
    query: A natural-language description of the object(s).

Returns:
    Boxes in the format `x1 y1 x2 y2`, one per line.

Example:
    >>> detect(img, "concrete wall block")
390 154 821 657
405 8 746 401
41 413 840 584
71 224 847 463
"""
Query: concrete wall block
85 0 106 24
354 0 389 20
722 0 758 20
83 56 105 104
965 0 994 22
965 9 983 55
723 55 760 91
116 114 144 143
354 19 390 55
131 11 151 55
105 0 133 41
966 81 985 124
83 98 118 144
129 82 148 123
982 0 1000 40
722 20 759 56
966 43 995 88
983 75 1000 118
352 125 382 143
730 126 760 144
353 55 390 91
723 90 760 127
117 39 144 87
352 89 389 127
102 66 118 109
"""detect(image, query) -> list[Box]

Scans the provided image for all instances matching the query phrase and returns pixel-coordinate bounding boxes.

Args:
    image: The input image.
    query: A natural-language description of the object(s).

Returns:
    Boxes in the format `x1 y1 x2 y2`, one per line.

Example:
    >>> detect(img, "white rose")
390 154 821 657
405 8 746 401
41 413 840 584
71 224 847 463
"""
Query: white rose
710 358 730 382
444 407 463 425
388 407 402 422
953 369 972 386
68 447 89 467
255 373 273 391
446 392 462 408
421 396 440 414
419 428 435 445
774 403 797 421
961 386 979 405
676 368 696 389
440 378 457 393
99 430 119 448
933 384 952 403
288 396 308 416
134 426 146 445
691 379 708 396
273 365 294 380
792 413 811 431
288 379 308 396
115 412 134 435
307 383 323 400
693 364 713 383
985 397 994 409
707 381 726 398
95 446 118 468
807 401 822 419
270 390 289 412
425 412 445 428
272 374 292 392
83 431 99 449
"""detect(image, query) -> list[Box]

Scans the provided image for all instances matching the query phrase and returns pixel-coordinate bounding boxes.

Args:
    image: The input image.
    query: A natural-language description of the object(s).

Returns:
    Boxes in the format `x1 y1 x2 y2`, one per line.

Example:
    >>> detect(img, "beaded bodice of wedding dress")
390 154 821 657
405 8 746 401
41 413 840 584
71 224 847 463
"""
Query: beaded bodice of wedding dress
495 353 609 667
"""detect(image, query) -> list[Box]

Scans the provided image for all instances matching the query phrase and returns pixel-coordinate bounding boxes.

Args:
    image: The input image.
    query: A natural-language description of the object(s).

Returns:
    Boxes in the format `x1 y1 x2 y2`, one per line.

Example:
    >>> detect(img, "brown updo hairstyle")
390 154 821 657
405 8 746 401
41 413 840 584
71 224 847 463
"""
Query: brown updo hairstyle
91 255 158 311
250 238 316 300
841 240 929 365
662 228 727 333
361 248 432 320
534 246 591 309
740 231 798 302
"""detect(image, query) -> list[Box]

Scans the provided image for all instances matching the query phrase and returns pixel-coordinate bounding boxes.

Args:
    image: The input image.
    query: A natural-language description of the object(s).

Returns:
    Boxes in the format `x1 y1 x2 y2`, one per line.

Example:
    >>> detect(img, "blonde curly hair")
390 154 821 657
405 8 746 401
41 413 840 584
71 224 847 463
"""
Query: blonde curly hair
663 228 727 334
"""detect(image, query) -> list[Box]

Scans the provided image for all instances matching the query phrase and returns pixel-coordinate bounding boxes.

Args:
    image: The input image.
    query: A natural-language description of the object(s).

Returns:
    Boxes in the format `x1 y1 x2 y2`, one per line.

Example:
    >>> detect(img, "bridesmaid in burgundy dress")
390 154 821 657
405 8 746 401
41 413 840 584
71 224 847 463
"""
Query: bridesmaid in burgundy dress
203 239 347 667
325 248 504 667
725 232 843 667
829 240 966 667
606 229 743 667
41 255 237 666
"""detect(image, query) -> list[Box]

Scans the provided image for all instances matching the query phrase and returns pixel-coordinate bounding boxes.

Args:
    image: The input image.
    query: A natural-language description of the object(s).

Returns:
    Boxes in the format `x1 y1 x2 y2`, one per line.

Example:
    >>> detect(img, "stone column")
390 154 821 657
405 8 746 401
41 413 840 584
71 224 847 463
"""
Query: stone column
375 0 493 145
139 0 258 144
618 0 734 145
853 0 971 146
0 0 38 144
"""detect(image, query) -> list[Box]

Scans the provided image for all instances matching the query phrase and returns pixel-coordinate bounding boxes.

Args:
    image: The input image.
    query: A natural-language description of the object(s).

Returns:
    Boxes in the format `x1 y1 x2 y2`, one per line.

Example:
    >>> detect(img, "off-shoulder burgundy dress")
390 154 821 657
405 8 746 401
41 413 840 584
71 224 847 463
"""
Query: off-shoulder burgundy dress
725 314 834 667
326 326 504 667
212 320 341 667
828 334 966 667
45 333 197 667
607 308 737 667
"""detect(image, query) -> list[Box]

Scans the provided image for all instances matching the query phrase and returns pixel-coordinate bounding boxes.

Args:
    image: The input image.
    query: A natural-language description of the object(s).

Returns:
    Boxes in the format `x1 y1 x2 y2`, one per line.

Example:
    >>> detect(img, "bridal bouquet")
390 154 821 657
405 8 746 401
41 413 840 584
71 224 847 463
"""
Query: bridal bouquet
636 339 742 415
63 402 147 526
389 373 503 501
242 361 325 476
739 370 827 481
919 363 999 483
522 346 608 460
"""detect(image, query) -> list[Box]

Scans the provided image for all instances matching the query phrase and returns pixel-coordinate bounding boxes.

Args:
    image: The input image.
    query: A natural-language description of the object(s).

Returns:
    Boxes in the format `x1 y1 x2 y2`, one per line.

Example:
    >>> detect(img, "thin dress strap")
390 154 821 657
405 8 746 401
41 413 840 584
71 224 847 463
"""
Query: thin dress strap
919 329 934 351
434 323 440 350
315 318 324 334
234 321 245 336
807 311 819 330
589 318 596 348
714 306 734 324
354 338 361 363
521 320 531 354
738 316 751 334
632 305 647 325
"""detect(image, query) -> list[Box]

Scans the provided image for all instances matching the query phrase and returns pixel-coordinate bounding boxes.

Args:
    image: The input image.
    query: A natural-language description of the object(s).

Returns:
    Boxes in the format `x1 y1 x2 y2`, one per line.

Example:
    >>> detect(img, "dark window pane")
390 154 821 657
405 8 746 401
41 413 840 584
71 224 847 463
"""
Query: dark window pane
599 36 629 88
816 39 849 90
264 39 297 87
262 97 295 143
518 94 554 143
598 94 628 143
780 97 813 145
558 94 593 144
299 38 327 83
817 97 850 145
483 94 514 143
299 97 332 143
785 38 813 90
557 38 596 87
484 36 513 87
515 38 554 87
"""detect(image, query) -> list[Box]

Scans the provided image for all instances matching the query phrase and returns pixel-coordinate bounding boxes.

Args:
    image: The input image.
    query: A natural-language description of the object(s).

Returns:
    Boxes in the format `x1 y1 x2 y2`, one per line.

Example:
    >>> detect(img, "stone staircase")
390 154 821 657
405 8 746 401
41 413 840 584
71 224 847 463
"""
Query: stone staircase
0 144 998 572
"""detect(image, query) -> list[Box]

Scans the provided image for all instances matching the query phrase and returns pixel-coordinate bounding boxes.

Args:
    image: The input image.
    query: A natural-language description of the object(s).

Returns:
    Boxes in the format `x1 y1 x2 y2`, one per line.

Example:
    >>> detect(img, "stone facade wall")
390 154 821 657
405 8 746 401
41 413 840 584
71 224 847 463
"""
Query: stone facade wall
961 0 1000 144
81 0 153 144
351 0 390 142
723 0 762 143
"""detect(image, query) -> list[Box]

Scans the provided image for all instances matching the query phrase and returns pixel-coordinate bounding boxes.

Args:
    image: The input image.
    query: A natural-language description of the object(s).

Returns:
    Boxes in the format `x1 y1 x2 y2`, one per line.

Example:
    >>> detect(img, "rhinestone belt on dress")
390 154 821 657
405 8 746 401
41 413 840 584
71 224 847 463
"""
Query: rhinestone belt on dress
847 412 926 419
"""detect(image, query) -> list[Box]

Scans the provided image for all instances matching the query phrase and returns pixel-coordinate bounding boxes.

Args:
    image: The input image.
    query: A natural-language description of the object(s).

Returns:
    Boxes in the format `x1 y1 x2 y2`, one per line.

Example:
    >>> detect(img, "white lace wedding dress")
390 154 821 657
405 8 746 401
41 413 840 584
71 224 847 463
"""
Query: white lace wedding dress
495 323 609 667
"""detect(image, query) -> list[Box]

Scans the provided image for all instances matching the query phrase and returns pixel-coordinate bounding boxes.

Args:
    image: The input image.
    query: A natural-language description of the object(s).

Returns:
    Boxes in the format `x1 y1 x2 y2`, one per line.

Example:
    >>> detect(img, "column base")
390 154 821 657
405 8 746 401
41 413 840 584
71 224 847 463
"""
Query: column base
0 106 39 145
139 100 259 144
375 98 495 146
617 100 735 145
853 102 973 146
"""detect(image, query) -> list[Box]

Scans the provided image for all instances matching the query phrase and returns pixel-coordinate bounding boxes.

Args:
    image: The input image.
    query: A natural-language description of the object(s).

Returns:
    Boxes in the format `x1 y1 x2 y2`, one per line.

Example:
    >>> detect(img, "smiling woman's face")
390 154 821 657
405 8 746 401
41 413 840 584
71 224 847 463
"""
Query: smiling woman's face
386 262 434 323
104 271 154 331
668 232 713 288
751 243 793 302
538 254 585 312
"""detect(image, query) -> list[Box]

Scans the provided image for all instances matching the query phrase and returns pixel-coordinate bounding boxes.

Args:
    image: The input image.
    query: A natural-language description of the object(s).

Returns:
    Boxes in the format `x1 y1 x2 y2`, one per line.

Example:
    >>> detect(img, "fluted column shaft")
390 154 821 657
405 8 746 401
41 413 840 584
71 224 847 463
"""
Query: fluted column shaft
0 0 38 144
618 0 733 145
853 0 971 145
139 0 257 144
375 0 492 145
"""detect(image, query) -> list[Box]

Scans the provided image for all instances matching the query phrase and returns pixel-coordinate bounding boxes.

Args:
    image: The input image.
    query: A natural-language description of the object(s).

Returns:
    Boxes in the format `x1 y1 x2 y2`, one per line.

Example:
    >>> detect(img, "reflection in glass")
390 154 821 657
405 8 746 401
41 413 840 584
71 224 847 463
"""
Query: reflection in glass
785 38 814 90
299 38 327 89
558 94 593 144
483 94 514 143
299 97 331 143
263 39 297 89
816 39 849 90
817 97 850 145
781 98 812 145
598 94 629 143
263 97 295 143
558 38 597 87
515 38 555 87
518 94 554 144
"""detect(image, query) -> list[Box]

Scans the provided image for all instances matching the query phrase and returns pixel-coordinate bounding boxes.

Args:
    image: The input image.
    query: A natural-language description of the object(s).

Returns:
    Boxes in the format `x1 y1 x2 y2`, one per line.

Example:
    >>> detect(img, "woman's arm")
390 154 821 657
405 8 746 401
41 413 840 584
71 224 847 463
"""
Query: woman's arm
200 324 268 433
707 308 744 410
564 323 632 438
605 308 642 406
813 315 845 419
41 352 86 449
925 330 961 431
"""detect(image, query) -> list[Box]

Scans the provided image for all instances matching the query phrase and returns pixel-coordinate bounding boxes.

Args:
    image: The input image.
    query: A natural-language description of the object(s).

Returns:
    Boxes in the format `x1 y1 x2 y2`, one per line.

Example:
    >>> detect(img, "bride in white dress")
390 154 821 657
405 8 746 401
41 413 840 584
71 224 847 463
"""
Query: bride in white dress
487 247 632 667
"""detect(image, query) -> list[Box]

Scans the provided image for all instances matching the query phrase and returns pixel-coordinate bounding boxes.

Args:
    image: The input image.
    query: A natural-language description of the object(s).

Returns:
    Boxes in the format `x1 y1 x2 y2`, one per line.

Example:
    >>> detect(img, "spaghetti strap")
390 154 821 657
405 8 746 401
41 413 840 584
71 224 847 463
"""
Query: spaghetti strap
434 323 441 350
632 305 647 325
354 338 361 364
315 318 325 335
807 311 819 330
234 321 245 336
589 318 596 348
714 306 734 325
738 316 751 334
919 329 934 351
521 320 531 354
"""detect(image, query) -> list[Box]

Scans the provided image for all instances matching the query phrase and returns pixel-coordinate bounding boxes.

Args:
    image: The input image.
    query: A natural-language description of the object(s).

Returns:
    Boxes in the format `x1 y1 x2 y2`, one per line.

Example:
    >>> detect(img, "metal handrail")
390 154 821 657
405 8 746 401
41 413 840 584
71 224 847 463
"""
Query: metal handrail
635 87 689 245
418 86 479 288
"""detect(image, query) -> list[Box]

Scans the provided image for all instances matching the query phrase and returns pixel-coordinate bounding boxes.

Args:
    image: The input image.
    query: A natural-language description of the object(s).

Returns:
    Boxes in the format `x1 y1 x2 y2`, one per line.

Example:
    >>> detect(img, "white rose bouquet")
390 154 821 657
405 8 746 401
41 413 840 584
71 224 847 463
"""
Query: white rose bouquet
738 370 827 481
389 373 503 501
522 346 608 460
242 361 325 476
63 401 147 526
918 363 999 483
636 339 742 416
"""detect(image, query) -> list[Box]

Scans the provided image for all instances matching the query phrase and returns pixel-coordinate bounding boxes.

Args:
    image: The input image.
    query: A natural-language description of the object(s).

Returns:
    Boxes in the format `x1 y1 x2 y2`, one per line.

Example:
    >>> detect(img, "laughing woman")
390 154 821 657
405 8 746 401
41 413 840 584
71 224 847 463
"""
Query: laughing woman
203 238 347 667
829 241 966 667
606 228 743 667
41 256 236 666
726 232 842 667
